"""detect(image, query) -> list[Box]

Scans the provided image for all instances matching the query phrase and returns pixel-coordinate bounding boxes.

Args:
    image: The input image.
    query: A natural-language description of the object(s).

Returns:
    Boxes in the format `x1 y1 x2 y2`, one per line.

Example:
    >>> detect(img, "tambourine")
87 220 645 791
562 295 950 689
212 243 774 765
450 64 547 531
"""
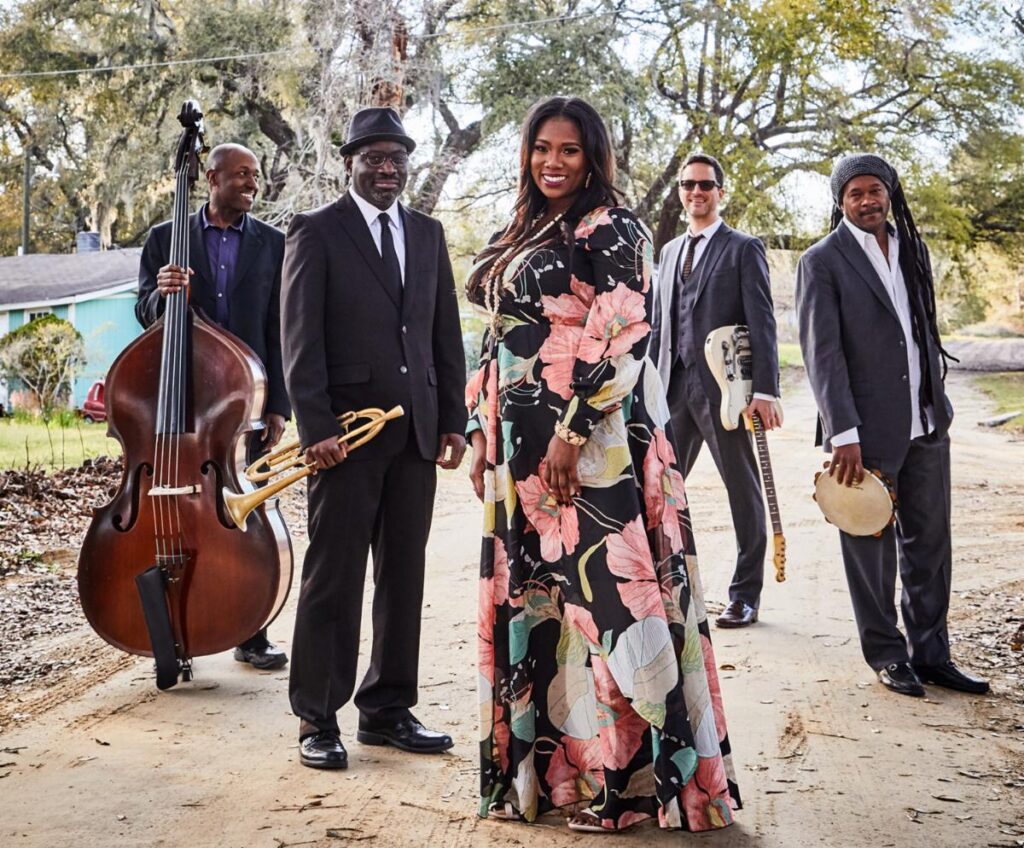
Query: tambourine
813 464 897 537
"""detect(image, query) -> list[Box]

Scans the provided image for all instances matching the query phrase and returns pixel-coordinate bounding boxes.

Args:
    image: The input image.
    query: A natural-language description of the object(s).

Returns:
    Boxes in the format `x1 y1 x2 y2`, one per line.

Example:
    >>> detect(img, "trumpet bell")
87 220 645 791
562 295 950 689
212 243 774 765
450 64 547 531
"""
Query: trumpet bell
222 405 405 531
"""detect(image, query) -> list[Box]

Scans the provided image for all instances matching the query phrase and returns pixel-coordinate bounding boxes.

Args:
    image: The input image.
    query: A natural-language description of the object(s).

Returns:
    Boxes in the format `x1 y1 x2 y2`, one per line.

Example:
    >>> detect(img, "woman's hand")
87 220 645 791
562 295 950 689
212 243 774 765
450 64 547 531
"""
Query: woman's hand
468 431 486 501
540 434 581 506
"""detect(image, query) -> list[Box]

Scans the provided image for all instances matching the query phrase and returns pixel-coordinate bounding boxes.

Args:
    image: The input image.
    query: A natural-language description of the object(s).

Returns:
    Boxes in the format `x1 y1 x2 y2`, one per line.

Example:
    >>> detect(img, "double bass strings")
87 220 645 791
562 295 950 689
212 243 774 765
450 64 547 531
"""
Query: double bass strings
151 163 191 572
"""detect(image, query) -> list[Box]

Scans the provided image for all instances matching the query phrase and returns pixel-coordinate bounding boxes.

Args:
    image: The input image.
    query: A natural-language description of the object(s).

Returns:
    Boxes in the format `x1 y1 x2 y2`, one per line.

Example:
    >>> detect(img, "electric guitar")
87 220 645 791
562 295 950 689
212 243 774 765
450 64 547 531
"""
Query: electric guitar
704 325 786 582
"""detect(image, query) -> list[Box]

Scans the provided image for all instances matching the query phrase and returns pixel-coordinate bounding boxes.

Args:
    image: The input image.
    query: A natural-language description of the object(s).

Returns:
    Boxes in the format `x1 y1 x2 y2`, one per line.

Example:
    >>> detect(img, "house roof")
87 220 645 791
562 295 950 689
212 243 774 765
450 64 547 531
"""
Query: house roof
0 249 142 309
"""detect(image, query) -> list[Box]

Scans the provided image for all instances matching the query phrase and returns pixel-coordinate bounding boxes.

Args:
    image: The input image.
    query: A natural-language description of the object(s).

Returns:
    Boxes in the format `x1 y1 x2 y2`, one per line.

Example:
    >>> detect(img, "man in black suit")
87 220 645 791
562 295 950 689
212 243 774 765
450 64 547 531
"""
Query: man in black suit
137 142 290 671
281 107 467 769
652 153 781 628
796 153 988 697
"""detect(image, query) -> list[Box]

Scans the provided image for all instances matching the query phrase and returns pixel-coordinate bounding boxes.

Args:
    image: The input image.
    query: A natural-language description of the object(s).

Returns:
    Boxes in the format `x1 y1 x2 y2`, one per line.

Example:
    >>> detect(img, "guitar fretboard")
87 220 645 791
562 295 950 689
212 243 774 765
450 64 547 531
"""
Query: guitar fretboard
751 413 783 536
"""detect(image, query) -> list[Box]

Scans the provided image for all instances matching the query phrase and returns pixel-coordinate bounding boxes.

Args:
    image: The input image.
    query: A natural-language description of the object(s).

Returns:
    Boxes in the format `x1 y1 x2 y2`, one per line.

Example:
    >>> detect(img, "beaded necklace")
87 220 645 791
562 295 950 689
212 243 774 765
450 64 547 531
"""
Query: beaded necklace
481 211 565 337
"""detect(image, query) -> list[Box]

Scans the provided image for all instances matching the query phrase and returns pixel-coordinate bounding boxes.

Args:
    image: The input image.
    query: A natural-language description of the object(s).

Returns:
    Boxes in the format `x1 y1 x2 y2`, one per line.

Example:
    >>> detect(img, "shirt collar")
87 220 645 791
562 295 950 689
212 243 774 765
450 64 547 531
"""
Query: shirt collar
200 203 245 232
842 216 896 245
687 217 724 241
349 188 401 230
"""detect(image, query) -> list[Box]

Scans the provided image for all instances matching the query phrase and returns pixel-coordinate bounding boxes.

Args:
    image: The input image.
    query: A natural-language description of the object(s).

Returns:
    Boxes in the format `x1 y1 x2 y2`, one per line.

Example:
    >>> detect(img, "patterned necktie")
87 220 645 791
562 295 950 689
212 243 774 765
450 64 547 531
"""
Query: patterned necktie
681 233 703 283
377 212 403 303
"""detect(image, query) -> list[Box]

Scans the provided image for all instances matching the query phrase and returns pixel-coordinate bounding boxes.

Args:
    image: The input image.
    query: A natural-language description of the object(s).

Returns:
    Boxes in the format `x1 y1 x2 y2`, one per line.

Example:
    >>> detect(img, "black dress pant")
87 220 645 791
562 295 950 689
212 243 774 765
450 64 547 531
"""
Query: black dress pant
839 433 952 670
666 363 767 607
237 432 277 652
289 435 436 737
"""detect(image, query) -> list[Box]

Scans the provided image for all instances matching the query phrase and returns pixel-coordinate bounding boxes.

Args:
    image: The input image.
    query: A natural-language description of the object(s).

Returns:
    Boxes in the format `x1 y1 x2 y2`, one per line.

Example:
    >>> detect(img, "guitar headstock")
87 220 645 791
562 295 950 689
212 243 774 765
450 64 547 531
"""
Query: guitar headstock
773 533 786 582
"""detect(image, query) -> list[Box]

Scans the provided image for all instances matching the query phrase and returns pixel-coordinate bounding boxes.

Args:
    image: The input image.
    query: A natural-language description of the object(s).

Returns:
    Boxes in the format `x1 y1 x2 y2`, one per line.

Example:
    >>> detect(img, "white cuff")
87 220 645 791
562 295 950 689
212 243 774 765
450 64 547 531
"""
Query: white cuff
830 427 860 447
752 392 777 402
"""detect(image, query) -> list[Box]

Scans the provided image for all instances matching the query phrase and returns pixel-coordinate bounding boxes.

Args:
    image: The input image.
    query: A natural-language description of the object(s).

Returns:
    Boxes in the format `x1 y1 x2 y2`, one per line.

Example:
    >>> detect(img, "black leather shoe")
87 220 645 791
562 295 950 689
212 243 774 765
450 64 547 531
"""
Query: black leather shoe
913 660 990 694
877 662 925 697
715 600 758 628
357 715 453 754
233 641 288 671
299 731 348 769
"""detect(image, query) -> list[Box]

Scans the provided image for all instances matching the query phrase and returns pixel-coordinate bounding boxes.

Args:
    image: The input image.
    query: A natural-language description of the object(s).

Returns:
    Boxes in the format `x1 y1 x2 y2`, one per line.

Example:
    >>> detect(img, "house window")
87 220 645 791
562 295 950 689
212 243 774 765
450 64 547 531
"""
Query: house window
26 309 51 323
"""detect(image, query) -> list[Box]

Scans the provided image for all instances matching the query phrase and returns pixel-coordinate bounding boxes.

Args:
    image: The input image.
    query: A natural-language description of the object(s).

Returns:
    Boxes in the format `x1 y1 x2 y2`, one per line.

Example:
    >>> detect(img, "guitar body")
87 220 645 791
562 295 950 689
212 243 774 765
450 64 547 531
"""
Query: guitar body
704 324 753 431
705 324 788 582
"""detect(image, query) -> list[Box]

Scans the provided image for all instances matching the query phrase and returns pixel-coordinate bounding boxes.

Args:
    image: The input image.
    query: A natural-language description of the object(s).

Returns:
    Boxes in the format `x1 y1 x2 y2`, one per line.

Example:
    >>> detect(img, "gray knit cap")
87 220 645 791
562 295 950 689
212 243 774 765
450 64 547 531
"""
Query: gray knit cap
830 154 898 205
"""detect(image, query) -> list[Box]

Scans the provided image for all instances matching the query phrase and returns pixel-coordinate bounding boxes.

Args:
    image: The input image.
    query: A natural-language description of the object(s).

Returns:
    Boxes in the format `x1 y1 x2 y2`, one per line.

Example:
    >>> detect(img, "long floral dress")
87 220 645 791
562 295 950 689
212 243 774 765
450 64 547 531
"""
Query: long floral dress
465 207 741 831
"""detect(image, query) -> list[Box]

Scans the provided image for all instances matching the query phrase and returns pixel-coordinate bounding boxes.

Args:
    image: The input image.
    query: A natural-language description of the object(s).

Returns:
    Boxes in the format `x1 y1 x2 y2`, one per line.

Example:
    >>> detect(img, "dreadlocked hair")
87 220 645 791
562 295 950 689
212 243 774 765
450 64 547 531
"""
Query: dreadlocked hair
830 182 957 381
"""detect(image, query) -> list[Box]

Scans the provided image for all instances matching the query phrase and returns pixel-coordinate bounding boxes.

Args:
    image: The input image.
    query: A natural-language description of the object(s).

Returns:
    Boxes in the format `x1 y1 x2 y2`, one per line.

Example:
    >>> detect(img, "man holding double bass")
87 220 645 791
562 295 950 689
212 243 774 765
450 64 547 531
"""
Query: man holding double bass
281 107 466 769
796 154 988 698
137 142 291 672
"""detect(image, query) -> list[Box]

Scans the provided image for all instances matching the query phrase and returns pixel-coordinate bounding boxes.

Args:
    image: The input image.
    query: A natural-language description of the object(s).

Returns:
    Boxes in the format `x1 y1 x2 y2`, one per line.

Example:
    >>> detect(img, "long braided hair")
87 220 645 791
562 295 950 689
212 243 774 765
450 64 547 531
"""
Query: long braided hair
466 96 624 303
831 176 957 431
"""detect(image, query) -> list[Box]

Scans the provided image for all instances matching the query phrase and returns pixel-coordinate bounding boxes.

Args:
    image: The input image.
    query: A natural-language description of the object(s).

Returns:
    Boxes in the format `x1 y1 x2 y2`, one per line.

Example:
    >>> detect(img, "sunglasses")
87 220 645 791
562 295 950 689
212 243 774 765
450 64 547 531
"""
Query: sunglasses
358 151 409 168
678 179 720 191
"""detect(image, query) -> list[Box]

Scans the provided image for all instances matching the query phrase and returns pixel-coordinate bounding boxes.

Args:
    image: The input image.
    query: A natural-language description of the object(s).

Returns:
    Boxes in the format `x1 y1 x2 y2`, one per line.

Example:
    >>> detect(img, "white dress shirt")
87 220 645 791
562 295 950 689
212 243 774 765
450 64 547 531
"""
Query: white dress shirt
349 187 406 285
682 216 724 274
683 216 774 402
831 218 934 446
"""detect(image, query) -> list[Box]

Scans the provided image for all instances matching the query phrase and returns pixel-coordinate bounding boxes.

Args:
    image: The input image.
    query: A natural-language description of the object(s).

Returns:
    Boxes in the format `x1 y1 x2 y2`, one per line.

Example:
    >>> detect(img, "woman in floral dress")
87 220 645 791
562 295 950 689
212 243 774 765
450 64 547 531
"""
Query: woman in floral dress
465 96 741 833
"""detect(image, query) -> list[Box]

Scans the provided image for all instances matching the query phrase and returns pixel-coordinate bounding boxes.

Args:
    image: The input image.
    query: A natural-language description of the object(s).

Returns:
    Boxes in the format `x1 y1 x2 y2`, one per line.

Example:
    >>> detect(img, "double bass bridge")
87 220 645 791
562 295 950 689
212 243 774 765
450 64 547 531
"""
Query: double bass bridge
149 484 202 497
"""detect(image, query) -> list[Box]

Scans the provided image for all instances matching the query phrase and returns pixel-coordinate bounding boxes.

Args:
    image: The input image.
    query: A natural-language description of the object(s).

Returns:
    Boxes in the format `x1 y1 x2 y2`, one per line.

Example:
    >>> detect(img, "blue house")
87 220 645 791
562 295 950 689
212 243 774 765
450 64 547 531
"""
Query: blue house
0 249 143 409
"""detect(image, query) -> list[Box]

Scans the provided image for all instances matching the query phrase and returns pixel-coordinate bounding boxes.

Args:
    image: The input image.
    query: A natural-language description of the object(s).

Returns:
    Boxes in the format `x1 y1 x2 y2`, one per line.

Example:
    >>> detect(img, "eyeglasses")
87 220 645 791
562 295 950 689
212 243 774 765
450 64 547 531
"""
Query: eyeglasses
678 179 720 191
358 151 410 168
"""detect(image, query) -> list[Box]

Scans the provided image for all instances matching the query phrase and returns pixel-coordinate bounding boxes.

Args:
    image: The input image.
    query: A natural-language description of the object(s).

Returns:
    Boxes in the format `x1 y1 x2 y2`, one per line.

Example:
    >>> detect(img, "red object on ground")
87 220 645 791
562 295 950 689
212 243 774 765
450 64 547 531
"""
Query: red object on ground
80 379 106 423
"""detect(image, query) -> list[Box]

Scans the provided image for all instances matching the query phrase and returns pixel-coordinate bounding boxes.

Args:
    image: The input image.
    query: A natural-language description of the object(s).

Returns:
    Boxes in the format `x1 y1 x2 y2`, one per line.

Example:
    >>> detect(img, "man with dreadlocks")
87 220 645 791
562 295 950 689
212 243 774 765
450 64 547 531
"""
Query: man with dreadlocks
796 154 989 698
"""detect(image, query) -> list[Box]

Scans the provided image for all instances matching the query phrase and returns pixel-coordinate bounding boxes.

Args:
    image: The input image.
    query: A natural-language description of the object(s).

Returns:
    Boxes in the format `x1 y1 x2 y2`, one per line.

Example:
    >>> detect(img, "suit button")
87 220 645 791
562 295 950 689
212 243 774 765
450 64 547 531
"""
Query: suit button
899 339 905 347
401 325 407 334
901 374 908 382
400 365 408 374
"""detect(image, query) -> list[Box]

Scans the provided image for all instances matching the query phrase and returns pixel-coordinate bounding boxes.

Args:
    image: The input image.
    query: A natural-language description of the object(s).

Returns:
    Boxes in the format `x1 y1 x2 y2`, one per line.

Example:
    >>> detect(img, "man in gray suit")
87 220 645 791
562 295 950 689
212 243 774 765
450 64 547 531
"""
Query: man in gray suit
652 153 781 628
796 154 988 697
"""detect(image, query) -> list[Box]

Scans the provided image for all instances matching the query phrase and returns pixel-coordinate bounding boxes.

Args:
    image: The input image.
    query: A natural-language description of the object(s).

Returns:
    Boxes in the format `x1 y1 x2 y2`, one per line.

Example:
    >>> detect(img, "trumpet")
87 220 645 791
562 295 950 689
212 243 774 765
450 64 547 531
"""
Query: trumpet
222 405 405 530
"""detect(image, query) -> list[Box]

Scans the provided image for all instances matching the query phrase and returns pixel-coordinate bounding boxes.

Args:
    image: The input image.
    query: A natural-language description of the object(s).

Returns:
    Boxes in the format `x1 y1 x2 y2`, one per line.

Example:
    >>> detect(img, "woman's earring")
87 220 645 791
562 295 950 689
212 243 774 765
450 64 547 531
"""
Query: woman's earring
585 172 593 188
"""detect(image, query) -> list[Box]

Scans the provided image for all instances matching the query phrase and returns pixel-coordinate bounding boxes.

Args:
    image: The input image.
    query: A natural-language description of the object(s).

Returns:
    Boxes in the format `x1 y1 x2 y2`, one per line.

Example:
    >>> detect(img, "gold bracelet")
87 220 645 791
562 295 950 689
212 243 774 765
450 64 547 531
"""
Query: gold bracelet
555 421 587 447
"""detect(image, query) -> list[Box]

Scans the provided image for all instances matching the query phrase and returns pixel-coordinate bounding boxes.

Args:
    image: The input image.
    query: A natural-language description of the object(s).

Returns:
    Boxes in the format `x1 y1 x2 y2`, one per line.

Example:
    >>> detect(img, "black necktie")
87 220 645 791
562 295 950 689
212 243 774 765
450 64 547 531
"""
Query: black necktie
681 233 703 283
377 212 403 304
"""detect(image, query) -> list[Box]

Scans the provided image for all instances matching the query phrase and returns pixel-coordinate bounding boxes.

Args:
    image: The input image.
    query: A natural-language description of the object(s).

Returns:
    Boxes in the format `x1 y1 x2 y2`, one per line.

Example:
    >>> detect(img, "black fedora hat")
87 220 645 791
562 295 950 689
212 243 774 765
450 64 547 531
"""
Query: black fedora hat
339 107 416 155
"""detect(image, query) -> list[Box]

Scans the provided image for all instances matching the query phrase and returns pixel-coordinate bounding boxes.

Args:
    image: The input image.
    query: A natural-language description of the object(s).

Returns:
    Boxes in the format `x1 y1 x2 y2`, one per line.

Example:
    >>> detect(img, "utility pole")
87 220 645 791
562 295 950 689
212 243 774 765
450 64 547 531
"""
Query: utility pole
20 149 31 256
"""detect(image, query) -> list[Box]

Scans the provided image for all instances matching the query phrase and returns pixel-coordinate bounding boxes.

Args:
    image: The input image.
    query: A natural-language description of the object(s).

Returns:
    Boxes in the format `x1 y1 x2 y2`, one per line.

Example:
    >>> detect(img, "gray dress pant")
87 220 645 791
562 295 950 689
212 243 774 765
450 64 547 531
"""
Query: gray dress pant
666 363 767 607
840 433 952 670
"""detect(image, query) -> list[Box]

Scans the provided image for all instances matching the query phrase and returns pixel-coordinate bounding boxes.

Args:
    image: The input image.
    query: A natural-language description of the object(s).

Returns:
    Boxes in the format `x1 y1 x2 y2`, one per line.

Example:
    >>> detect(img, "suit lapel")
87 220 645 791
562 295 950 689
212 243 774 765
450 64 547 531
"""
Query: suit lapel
833 223 900 322
692 223 731 305
399 204 422 319
227 217 263 302
335 194 402 310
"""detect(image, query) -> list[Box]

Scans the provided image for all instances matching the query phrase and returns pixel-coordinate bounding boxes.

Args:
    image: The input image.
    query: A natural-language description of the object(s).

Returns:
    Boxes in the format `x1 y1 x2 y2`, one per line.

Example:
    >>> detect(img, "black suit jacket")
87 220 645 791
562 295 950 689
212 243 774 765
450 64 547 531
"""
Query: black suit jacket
796 223 953 468
280 193 466 461
652 223 780 399
136 209 290 419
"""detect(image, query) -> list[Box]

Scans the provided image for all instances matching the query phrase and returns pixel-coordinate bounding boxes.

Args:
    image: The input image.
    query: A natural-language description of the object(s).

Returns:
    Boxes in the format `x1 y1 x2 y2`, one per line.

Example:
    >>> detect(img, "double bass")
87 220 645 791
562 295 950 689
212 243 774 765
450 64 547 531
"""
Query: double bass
77 101 292 689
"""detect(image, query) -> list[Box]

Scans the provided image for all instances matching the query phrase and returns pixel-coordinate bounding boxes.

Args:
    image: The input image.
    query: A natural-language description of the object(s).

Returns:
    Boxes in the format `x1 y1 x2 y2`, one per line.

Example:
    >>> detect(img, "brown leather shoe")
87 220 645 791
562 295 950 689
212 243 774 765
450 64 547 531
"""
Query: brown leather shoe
715 600 758 628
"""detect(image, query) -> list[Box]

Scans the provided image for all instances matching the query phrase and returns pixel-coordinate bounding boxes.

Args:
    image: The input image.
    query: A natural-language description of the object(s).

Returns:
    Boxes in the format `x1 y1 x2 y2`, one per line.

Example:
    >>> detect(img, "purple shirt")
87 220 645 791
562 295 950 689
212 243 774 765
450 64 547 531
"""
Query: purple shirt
201 205 244 328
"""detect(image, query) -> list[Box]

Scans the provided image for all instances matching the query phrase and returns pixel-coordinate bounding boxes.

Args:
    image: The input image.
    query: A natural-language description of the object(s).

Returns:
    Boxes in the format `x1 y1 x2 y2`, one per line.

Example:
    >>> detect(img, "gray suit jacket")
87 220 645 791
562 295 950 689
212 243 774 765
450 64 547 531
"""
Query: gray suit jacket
795 223 953 468
652 222 779 398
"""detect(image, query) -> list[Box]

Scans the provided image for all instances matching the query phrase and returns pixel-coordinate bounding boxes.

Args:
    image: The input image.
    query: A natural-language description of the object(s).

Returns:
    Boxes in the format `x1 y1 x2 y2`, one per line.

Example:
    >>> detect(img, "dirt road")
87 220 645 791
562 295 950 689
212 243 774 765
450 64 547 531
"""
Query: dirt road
1 373 1021 848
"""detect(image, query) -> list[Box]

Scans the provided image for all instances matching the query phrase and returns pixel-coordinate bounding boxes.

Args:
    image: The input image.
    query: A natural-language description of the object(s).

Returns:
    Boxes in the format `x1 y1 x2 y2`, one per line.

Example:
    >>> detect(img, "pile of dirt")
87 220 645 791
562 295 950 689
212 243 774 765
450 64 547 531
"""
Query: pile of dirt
0 457 123 570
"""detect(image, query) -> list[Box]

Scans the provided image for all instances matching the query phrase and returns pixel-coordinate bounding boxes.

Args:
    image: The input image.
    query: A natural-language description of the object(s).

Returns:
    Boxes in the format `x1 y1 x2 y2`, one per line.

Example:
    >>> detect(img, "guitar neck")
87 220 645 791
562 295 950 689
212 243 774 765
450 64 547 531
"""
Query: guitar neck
751 414 783 536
